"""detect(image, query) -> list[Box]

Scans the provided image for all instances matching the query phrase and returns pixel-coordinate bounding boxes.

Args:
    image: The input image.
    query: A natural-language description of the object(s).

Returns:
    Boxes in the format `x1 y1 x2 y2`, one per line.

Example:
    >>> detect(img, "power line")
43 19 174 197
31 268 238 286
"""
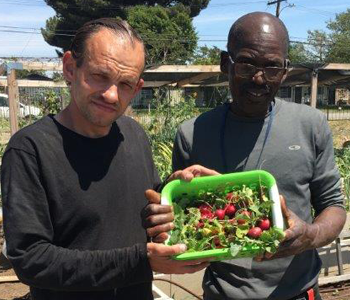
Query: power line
267 0 287 17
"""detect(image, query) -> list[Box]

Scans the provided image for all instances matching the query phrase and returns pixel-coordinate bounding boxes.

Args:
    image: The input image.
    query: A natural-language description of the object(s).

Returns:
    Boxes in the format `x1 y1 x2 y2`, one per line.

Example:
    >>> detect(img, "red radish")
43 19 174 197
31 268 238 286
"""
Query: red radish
215 209 226 220
213 236 221 245
201 211 214 220
257 218 271 231
225 204 236 218
237 210 251 224
247 227 262 239
199 204 211 214
226 192 233 200
196 221 204 229
213 236 224 248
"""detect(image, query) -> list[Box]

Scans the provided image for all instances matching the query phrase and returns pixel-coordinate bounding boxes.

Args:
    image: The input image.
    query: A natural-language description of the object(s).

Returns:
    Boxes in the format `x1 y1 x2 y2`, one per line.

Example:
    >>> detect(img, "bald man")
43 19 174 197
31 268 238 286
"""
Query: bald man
145 12 346 300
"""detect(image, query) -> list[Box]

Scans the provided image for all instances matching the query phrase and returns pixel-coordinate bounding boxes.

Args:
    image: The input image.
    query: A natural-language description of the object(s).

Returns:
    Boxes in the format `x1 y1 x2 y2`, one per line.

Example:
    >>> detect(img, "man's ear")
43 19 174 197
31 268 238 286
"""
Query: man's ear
62 51 76 84
220 51 229 74
134 78 144 96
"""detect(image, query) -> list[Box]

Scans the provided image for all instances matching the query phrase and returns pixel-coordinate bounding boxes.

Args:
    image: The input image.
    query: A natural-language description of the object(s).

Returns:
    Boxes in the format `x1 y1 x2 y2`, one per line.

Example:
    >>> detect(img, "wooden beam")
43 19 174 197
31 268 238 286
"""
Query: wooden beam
20 61 63 72
0 63 6 76
142 81 172 88
319 274 350 286
0 276 19 283
176 72 221 87
322 63 350 70
0 79 67 88
310 70 318 108
145 65 221 73
7 69 19 135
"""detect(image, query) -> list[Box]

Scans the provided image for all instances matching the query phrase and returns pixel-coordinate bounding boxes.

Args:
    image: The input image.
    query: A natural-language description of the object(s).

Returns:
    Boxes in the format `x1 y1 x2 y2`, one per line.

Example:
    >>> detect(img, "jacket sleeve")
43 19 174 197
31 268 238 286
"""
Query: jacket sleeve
1 148 152 292
309 115 345 215
172 126 192 172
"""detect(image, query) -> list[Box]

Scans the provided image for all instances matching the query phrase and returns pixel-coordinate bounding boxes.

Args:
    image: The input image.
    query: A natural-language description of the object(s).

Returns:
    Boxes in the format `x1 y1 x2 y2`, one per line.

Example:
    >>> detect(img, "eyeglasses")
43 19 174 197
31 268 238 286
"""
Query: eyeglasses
228 54 289 82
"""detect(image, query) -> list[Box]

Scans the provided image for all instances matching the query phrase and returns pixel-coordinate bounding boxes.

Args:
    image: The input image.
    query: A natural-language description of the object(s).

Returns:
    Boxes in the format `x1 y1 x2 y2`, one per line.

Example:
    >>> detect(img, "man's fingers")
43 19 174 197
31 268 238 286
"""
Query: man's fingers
168 170 194 182
145 189 161 204
143 211 174 227
168 165 221 183
147 222 174 238
185 165 220 176
148 243 187 256
143 203 173 218
152 232 169 243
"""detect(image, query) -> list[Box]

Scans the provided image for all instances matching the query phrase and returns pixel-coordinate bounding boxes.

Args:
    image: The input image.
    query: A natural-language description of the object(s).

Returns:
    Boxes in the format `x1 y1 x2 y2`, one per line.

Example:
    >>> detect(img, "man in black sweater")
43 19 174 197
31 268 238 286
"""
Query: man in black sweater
1 18 211 300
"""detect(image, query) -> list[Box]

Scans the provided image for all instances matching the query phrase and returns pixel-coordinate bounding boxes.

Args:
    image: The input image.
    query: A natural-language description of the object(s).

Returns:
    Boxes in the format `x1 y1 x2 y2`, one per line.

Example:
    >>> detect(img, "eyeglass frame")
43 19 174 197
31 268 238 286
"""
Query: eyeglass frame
227 52 290 82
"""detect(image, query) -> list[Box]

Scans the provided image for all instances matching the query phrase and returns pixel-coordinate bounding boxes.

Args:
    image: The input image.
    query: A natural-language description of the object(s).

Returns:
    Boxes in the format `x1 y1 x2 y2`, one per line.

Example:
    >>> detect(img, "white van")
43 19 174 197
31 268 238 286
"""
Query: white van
0 93 41 118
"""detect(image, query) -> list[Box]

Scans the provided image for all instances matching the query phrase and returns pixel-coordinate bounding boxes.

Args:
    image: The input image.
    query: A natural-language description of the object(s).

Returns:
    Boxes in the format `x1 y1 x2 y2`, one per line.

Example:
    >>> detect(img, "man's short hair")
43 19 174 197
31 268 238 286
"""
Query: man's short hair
69 18 144 68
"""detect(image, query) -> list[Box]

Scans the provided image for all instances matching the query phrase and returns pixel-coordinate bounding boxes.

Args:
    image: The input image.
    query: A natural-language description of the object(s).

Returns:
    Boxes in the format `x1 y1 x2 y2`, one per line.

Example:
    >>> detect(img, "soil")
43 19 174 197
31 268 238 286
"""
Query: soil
329 120 350 148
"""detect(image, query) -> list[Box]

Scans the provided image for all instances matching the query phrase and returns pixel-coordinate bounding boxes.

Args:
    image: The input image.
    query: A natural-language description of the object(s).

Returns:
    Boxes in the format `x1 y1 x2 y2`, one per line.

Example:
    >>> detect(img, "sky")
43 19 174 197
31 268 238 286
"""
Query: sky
0 0 349 58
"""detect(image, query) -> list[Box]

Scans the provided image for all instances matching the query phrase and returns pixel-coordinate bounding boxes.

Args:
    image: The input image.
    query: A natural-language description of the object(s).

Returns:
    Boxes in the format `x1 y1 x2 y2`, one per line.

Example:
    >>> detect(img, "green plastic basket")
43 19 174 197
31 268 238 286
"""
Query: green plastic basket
161 170 284 261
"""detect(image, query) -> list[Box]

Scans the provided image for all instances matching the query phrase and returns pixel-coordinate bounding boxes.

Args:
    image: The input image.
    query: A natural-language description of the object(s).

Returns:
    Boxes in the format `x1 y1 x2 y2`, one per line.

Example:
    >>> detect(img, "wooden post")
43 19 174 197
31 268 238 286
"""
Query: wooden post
7 69 19 135
310 70 318 108
335 237 344 275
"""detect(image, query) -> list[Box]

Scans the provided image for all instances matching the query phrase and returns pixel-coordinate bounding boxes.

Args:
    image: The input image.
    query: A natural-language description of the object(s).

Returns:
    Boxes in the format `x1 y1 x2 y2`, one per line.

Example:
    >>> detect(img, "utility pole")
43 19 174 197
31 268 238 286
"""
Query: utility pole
267 0 287 18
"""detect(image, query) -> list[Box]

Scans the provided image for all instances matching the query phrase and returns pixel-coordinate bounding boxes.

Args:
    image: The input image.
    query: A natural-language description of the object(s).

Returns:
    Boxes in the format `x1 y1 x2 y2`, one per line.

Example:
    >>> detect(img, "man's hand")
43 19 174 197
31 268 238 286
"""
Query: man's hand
256 195 317 261
167 164 220 182
142 165 221 243
147 243 211 274
143 190 173 243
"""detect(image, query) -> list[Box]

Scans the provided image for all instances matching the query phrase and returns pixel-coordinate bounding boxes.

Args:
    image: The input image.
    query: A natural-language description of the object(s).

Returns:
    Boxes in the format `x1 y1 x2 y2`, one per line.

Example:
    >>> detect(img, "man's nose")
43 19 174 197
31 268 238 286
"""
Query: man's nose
102 84 119 103
252 70 266 85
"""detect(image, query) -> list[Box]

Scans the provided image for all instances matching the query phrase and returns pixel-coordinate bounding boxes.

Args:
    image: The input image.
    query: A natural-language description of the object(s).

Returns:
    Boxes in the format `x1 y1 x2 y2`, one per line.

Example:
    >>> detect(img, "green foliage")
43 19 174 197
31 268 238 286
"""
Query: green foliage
42 0 208 57
289 9 350 63
16 70 47 79
169 186 284 255
306 30 329 62
153 142 173 182
52 72 65 82
127 5 197 65
335 148 350 210
138 89 199 179
191 45 221 65
327 9 350 63
144 89 199 145
0 143 7 161
39 90 62 115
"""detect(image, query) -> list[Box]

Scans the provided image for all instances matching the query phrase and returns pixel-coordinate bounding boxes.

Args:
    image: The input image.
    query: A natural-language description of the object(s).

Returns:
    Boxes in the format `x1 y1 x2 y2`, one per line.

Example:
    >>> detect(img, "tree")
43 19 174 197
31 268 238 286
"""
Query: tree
42 0 209 59
326 8 350 63
305 29 329 62
127 5 197 65
191 45 221 65
288 43 309 63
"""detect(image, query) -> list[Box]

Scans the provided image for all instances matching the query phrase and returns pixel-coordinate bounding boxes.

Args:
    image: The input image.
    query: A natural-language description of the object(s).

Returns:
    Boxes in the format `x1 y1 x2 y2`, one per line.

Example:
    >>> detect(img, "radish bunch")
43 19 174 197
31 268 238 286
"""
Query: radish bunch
168 185 285 257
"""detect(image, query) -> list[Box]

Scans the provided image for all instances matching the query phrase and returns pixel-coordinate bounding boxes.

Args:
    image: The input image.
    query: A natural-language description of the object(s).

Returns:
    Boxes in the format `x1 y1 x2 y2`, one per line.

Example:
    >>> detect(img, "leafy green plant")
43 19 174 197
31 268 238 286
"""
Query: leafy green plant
138 89 200 180
39 90 62 115
153 142 173 182
169 185 285 256
335 148 350 210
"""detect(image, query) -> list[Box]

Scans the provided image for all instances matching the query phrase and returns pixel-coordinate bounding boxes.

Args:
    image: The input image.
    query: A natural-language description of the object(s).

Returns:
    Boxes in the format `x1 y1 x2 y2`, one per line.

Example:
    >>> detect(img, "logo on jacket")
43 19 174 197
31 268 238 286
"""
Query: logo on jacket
289 145 301 150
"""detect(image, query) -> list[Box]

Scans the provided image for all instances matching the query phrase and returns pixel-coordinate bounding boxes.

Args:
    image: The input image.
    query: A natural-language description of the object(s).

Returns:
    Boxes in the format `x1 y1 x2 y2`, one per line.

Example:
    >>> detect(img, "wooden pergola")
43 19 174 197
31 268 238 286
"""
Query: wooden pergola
1 61 350 136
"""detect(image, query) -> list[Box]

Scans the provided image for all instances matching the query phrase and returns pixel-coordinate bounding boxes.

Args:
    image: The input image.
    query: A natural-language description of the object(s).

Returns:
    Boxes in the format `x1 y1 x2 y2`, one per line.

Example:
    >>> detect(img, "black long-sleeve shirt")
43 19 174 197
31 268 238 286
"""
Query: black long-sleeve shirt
1 115 161 300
